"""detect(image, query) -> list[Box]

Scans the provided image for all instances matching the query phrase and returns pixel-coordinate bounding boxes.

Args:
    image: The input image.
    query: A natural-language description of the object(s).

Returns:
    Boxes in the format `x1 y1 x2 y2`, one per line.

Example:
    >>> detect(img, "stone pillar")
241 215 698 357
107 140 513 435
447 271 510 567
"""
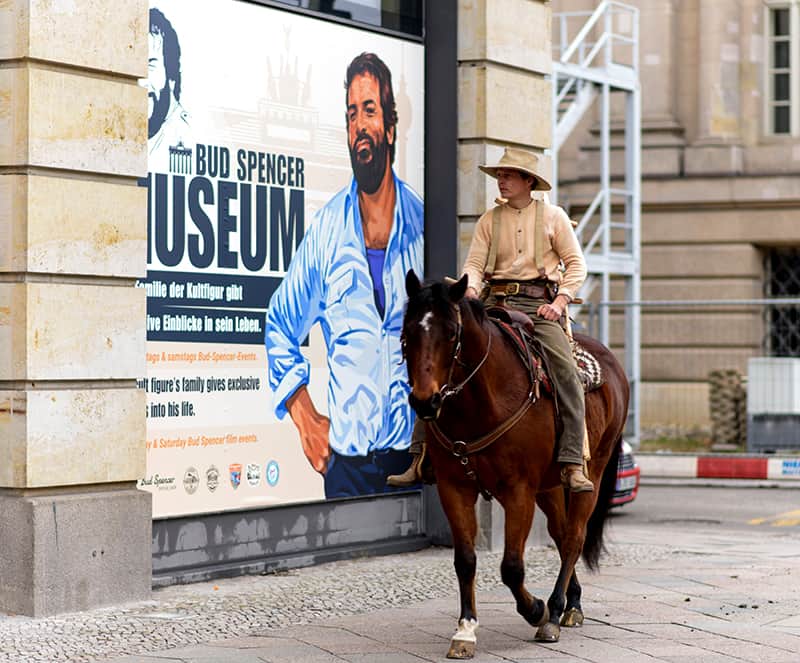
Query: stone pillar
457 0 553 264
684 0 744 175
738 0 766 148
0 1 151 616
638 0 685 177
457 0 552 550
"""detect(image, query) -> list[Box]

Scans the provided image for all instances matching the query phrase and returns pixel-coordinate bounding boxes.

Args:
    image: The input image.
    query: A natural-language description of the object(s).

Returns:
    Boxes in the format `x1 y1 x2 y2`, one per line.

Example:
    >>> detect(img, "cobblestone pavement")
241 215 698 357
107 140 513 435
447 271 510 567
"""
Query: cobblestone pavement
2 515 800 662
0 528 668 663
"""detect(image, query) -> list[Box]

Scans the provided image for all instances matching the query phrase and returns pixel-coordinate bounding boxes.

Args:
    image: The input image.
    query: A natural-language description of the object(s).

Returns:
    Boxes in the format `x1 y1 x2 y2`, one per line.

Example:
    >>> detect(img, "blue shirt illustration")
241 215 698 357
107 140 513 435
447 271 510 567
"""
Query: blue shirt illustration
265 51 424 498
265 173 423 495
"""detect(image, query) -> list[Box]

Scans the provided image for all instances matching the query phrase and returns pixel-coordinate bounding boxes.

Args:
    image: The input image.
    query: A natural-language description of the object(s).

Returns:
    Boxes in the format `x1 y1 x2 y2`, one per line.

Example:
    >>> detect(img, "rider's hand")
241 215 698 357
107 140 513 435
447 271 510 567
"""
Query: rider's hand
537 295 569 322
466 286 480 299
286 387 331 474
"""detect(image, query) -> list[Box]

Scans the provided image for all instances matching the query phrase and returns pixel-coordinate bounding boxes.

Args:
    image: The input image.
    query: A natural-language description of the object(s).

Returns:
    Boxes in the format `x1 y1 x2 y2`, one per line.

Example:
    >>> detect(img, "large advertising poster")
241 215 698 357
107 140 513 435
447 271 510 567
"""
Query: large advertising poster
139 1 424 517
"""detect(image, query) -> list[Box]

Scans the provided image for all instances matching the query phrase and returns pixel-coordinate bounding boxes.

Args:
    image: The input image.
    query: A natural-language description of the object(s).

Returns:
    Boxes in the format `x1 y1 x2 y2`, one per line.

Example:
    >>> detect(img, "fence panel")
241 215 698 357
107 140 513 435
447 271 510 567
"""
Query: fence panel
577 298 800 451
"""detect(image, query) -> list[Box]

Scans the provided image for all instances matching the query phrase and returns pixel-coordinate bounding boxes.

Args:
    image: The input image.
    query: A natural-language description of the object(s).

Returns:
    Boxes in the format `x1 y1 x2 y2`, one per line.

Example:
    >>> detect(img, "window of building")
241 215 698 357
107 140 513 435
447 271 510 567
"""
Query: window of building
263 0 423 39
764 248 800 357
766 2 800 135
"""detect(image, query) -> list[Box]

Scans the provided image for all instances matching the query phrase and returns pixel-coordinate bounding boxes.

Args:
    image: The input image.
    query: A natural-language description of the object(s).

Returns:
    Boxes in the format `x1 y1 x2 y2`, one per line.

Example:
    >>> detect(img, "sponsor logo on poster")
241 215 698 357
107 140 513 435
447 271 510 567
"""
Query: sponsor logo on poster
229 463 242 489
139 474 177 491
206 465 220 492
265 460 280 487
246 462 261 486
183 467 200 494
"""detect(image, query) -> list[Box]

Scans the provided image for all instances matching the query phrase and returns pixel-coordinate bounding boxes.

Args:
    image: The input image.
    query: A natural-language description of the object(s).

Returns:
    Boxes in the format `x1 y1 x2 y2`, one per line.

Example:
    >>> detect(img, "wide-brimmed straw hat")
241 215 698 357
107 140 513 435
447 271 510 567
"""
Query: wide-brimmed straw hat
479 147 552 191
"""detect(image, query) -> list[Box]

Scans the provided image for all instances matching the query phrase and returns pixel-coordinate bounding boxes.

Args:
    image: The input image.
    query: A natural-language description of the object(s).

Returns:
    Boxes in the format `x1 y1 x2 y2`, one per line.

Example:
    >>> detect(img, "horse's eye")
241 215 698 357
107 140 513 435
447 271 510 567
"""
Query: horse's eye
449 329 457 342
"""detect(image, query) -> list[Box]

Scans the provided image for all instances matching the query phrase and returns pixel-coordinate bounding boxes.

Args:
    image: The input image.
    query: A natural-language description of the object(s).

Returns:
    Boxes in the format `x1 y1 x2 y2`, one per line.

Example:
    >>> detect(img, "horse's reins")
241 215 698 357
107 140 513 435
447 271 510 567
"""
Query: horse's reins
427 304 538 497
439 307 492 402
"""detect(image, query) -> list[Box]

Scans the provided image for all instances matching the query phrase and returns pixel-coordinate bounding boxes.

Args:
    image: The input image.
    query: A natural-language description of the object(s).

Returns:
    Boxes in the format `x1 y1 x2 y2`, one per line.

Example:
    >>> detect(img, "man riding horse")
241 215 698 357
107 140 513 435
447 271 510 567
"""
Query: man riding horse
389 147 593 493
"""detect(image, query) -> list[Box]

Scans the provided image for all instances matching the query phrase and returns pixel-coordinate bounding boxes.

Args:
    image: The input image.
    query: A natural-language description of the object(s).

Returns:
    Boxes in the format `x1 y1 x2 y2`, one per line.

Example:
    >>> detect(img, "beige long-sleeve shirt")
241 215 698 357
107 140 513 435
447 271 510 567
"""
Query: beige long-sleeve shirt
462 198 587 301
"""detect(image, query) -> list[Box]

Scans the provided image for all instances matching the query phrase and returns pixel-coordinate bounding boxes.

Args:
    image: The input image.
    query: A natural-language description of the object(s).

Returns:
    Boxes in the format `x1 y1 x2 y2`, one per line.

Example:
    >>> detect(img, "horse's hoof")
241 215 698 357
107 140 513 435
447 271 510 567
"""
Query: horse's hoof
447 639 475 659
560 607 584 627
535 601 550 627
535 621 561 643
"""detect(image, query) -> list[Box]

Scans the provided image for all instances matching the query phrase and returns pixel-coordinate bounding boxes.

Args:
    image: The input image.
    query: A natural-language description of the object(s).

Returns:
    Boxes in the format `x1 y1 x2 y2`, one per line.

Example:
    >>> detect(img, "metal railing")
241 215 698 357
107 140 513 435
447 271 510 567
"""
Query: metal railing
554 1 639 71
552 0 641 445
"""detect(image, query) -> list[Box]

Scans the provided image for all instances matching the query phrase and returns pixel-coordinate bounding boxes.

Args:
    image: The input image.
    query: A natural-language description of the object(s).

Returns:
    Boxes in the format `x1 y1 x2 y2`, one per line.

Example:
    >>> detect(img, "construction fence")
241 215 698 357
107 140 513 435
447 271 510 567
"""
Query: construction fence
577 297 800 452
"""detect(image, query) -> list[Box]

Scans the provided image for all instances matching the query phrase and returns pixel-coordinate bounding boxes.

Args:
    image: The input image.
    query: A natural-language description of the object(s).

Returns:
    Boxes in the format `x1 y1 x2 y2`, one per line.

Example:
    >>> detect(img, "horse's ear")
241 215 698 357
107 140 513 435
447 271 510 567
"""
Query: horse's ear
448 274 469 302
406 269 421 297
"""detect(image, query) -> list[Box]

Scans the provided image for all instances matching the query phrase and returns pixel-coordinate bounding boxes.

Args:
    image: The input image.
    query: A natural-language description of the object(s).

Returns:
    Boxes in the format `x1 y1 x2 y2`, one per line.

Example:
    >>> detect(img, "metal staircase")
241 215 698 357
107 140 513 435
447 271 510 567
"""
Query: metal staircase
551 1 641 444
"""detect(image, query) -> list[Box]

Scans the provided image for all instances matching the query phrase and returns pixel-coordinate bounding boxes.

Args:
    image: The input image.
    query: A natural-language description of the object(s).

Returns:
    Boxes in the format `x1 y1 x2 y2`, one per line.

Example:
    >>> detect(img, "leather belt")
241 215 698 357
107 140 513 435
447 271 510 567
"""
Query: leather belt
488 281 552 300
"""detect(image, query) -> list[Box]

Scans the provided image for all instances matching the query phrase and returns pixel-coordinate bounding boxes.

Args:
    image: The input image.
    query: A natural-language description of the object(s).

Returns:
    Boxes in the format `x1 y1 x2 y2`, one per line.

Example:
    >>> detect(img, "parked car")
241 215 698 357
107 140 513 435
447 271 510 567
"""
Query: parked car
612 440 640 507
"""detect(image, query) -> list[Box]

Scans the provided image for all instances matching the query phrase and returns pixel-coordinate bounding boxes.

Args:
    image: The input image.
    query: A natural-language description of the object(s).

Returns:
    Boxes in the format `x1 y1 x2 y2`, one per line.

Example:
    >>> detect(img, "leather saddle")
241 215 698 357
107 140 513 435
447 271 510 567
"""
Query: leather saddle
485 305 604 394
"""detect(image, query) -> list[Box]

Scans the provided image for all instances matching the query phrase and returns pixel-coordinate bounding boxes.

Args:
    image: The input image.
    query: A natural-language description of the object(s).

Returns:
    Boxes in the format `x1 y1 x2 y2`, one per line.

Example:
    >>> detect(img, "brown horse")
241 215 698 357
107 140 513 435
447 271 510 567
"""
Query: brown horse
402 270 630 659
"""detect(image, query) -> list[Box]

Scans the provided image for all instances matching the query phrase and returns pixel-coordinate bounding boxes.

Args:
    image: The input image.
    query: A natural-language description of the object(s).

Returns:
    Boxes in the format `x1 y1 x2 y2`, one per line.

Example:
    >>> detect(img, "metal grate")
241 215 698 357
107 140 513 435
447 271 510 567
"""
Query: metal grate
618 452 635 472
764 249 800 357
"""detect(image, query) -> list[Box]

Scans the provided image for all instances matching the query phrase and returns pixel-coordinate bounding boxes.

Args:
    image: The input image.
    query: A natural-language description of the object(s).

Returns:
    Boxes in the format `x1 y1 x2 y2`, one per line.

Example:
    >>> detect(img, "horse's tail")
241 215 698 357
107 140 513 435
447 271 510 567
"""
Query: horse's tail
581 438 621 571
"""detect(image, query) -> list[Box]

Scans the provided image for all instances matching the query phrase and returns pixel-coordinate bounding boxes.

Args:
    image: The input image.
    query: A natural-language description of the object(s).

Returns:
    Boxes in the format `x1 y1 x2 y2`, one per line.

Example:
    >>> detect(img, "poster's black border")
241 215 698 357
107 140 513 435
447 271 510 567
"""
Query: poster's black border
239 0 424 43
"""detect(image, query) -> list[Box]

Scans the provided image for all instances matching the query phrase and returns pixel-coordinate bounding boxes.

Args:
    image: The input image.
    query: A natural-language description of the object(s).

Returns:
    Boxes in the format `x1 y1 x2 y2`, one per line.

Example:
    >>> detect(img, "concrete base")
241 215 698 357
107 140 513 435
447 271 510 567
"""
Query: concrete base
0 484 151 617
747 415 800 453
477 498 549 551
152 490 425 586
424 486 550 552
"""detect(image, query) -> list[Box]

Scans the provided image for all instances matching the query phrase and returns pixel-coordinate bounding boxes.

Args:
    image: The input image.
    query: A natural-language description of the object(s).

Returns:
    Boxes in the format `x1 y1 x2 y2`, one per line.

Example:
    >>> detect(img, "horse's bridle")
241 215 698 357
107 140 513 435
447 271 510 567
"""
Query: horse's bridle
404 299 538 500
439 306 492 403
402 304 493 413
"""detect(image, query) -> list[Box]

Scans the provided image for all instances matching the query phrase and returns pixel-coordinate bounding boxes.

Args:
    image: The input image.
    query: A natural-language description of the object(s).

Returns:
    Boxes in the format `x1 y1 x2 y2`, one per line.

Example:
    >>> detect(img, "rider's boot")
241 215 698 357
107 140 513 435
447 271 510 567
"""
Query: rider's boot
387 441 426 487
560 463 594 493
562 422 594 492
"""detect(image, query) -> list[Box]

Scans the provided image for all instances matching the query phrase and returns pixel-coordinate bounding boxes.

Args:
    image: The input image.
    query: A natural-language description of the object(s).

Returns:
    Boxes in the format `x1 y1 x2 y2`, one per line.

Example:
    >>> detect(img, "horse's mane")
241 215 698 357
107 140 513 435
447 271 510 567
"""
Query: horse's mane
461 294 487 325
406 279 486 325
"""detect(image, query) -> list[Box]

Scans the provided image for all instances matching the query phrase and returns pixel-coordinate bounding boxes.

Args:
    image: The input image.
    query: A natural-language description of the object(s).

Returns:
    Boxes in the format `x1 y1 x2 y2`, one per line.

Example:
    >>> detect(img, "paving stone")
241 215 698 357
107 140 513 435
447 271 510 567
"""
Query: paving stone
545 637 664 662
339 654 430 663
209 636 290 649
626 638 716 658
684 638 800 663
566 623 652 640
658 655 734 663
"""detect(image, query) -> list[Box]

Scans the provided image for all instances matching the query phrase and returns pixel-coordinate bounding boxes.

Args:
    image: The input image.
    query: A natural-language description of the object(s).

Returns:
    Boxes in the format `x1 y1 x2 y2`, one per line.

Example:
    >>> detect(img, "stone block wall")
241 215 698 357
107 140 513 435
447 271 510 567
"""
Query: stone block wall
457 0 553 549
551 0 800 434
457 0 553 268
0 0 151 616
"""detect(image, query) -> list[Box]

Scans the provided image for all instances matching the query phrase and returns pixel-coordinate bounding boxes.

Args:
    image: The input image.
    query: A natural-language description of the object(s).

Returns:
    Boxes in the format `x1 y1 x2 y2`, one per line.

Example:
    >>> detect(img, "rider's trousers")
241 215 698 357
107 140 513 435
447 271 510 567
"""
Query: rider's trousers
483 294 585 466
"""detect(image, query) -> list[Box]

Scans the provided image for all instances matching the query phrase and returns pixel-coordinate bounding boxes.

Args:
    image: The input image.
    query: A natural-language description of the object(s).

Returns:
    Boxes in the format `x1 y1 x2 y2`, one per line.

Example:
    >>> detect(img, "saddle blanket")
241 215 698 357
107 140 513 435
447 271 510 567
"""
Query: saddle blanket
573 342 604 392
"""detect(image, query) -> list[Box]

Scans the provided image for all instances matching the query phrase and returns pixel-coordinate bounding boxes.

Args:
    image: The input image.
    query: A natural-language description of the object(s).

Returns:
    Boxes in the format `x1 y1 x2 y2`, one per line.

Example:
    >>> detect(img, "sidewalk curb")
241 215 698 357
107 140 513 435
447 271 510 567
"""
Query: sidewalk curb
640 476 800 489
636 451 800 481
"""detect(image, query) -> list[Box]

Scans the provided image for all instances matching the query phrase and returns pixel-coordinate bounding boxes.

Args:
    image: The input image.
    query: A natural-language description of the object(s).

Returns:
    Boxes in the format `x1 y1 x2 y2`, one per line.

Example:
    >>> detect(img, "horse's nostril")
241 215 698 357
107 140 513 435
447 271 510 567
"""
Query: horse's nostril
431 391 443 410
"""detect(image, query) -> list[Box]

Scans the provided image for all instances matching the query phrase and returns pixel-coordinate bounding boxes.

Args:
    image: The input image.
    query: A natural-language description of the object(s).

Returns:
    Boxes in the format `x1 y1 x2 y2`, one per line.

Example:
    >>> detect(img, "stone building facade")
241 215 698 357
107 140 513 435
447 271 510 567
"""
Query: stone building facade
549 0 800 435
0 0 151 616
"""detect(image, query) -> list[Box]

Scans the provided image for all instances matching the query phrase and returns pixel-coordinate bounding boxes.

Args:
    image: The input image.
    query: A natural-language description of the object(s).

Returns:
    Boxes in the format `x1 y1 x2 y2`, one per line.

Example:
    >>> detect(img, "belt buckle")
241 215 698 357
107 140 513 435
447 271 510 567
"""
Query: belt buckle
505 283 520 296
